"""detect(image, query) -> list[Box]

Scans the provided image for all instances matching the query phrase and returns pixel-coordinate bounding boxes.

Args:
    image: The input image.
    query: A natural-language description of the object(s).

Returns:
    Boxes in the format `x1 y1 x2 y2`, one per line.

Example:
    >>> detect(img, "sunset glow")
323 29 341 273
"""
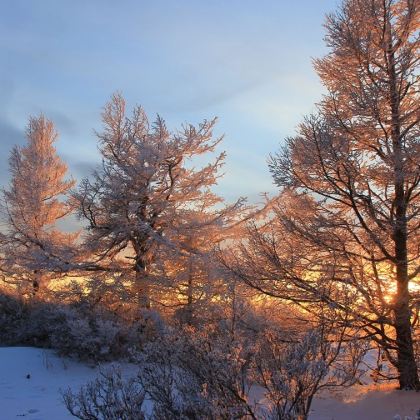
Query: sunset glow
1 0 419 418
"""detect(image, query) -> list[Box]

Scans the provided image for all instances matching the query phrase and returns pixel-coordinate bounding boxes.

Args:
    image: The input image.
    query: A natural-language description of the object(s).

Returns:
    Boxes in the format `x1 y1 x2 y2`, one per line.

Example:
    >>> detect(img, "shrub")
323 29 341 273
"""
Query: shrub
252 327 366 420
0 293 29 344
137 327 256 419
62 366 146 420
0 293 162 363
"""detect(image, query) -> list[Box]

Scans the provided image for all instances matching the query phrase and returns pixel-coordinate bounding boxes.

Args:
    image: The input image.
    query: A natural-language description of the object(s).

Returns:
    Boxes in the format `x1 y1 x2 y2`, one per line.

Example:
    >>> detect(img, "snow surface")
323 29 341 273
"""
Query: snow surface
0 347 419 420
310 384 420 419
0 347 102 419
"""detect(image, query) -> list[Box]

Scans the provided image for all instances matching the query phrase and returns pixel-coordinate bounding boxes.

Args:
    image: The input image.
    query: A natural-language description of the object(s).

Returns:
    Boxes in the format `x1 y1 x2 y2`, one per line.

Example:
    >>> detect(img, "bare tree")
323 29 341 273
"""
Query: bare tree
1 115 76 296
254 0 420 389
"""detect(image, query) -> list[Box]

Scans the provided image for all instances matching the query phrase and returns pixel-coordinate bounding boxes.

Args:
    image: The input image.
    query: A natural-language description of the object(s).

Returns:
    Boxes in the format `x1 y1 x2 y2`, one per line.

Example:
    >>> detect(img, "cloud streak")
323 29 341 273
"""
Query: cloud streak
0 0 338 201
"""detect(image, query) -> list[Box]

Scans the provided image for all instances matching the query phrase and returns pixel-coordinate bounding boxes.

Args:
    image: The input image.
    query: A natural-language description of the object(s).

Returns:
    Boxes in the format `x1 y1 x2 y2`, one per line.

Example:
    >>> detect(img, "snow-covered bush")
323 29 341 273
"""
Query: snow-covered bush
50 306 122 361
0 293 29 344
62 366 146 420
137 327 256 419
49 304 163 362
24 300 68 346
62 322 365 419
0 294 65 346
0 293 162 362
252 329 328 419
63 326 255 419
252 327 366 420
393 410 420 420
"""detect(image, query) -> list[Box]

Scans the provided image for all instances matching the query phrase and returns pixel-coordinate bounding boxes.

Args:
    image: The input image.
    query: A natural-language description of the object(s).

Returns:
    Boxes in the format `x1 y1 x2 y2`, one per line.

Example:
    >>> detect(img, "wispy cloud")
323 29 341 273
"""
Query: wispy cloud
0 0 338 201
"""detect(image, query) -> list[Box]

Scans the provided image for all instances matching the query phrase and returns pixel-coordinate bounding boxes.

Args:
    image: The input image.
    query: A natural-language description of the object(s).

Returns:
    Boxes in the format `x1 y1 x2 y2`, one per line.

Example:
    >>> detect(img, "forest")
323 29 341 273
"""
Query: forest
0 0 419 419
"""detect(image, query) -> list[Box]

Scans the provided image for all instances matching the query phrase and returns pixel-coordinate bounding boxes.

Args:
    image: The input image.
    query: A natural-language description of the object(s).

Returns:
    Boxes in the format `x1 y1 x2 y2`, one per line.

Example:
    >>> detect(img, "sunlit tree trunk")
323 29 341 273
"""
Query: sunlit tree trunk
387 17 419 388
391 85 419 387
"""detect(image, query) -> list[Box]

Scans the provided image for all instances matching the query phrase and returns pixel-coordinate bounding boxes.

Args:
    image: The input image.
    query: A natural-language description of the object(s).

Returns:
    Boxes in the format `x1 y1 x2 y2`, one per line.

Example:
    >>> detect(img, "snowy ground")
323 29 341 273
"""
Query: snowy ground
0 347 418 420
310 384 420 419
0 347 104 419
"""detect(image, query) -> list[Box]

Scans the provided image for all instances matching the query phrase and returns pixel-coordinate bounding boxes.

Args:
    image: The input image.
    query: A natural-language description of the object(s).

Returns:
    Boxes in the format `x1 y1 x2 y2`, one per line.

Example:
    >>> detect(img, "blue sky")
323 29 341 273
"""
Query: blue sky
0 0 339 203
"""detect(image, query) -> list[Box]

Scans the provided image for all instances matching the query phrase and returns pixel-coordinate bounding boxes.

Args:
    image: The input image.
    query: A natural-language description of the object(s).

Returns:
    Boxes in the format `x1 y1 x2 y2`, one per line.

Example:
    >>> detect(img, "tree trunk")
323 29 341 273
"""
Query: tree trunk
386 19 419 389
31 270 43 298
393 137 419 389
394 275 419 389
32 270 40 297
135 258 151 309
186 261 194 326
393 209 419 389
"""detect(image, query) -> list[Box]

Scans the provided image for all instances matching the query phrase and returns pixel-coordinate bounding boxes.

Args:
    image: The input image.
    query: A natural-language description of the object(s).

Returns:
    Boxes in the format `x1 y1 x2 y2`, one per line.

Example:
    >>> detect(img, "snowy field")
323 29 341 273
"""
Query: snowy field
0 347 418 420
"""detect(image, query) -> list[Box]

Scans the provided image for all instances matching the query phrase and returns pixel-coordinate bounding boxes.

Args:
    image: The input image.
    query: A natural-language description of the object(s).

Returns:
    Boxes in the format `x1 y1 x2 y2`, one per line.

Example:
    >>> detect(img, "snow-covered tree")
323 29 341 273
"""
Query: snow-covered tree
1 115 76 296
155 199 246 325
237 0 420 389
74 93 243 308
